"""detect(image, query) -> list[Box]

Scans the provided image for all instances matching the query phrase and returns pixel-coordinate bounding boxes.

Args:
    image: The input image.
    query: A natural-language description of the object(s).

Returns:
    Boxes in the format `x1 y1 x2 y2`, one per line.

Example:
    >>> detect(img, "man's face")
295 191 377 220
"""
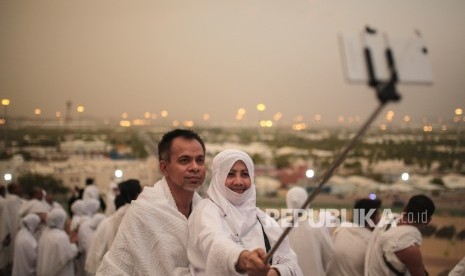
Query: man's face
160 137 206 192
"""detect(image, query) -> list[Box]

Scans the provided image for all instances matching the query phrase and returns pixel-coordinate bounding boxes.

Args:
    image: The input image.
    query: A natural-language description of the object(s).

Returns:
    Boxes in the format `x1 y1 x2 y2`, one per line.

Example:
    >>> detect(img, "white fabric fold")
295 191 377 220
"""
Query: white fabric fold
96 177 201 276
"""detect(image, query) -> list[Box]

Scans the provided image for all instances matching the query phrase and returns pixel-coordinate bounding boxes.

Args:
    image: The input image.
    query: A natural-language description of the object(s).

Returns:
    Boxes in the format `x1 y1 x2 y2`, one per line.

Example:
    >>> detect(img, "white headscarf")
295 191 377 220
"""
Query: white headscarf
207 149 257 237
84 198 101 216
71 199 85 216
46 208 67 230
286 186 308 209
22 213 41 233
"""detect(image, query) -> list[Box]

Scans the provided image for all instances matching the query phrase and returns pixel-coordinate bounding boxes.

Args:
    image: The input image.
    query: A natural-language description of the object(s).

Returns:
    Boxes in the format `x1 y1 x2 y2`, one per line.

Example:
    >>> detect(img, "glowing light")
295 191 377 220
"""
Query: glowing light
423 125 433 132
1 99 10 106
237 108 246 115
144 112 151 119
183 121 194 127
34 108 42 115
76 105 84 113
119 120 131 127
114 170 123 178
306 169 315 178
386 110 395 122
273 112 282 121
161 110 168 117
4 173 12 181
455 108 463 116
401 172 409 181
203 114 210 121
256 104 266 112
369 193 377 200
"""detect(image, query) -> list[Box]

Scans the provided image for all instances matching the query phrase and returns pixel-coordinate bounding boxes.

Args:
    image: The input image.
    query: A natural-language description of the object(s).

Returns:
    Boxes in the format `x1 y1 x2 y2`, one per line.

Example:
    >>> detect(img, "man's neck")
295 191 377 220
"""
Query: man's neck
166 181 194 218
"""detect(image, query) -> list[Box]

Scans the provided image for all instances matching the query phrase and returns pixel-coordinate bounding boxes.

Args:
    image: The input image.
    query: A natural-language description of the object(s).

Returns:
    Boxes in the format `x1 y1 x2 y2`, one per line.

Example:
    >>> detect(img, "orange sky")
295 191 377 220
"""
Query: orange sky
1 0 464 126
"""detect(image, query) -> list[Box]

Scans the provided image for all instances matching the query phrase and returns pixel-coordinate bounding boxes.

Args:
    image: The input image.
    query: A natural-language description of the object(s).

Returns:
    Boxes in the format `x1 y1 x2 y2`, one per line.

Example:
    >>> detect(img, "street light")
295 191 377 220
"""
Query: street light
4 173 12 182
1 99 10 152
114 169 123 178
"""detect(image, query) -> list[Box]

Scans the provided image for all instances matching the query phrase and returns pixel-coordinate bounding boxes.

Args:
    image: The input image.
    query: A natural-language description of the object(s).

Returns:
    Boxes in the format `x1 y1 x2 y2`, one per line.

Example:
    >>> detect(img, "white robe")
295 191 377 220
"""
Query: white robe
96 177 201 276
283 186 333 276
188 200 302 276
449 256 465 276
83 185 100 202
327 222 372 276
37 209 79 276
365 219 422 276
85 205 129 275
188 149 302 276
77 214 105 276
19 198 49 217
0 194 23 269
12 214 41 276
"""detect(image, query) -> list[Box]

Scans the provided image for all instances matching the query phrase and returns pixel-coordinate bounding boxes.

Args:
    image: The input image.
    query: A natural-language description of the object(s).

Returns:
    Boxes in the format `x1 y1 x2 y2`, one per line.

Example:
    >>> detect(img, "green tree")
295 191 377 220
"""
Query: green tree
18 173 69 197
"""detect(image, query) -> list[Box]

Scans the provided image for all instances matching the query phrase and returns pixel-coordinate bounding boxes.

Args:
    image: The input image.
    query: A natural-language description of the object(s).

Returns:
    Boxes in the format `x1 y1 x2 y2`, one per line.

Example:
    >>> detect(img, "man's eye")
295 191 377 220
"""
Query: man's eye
196 158 205 165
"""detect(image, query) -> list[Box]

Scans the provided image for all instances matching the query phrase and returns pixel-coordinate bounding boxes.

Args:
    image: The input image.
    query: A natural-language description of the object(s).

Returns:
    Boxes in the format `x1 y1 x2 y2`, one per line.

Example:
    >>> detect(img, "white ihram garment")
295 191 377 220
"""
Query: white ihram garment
96 177 201 276
37 208 78 276
85 204 129 275
283 186 333 276
12 214 41 276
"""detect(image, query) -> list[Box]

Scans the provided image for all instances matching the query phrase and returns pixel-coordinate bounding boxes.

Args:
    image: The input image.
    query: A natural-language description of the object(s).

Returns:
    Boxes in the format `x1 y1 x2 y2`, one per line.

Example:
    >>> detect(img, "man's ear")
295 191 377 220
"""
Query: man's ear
159 160 169 176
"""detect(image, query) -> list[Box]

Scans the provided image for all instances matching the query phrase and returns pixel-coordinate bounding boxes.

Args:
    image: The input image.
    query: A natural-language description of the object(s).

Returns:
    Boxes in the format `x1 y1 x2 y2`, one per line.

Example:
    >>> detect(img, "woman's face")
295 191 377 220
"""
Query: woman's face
225 160 251 194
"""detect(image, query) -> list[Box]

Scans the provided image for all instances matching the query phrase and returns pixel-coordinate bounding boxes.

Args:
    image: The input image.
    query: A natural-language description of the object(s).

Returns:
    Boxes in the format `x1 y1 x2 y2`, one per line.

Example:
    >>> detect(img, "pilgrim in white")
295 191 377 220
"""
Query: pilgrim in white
187 149 303 276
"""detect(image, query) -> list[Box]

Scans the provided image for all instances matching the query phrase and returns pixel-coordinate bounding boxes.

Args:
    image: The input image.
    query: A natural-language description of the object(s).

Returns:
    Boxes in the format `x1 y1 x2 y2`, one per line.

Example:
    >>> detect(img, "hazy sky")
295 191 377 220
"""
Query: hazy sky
1 0 464 126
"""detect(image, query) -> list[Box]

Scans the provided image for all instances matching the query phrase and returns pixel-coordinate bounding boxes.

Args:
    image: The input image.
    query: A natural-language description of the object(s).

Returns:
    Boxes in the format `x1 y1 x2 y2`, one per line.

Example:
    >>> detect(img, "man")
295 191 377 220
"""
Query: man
97 129 206 275
327 198 381 276
365 194 435 276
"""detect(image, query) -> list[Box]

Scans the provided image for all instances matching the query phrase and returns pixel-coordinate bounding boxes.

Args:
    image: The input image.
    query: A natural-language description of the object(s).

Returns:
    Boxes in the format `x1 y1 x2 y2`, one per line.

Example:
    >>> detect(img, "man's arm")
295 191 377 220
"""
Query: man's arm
394 245 427 276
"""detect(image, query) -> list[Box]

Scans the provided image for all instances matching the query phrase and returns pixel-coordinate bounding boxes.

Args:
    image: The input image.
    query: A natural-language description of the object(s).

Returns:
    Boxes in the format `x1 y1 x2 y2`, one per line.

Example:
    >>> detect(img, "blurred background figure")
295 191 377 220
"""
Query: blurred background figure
327 197 381 276
0 183 23 275
85 178 141 275
37 208 78 276
104 182 119 216
12 213 41 276
283 186 334 276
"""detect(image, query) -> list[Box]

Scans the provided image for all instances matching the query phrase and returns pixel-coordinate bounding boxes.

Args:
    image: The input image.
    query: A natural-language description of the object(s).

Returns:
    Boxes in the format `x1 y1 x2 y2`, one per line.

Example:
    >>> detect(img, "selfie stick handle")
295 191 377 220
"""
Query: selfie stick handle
264 26 401 264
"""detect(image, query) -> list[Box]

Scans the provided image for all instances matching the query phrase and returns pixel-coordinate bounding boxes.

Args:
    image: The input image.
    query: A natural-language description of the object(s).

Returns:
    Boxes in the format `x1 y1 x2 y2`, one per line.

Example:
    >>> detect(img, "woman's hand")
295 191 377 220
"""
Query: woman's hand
236 248 279 276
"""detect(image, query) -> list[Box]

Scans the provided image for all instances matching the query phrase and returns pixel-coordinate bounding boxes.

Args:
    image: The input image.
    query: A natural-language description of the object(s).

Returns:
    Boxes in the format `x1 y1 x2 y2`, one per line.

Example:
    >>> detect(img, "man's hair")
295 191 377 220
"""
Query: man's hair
157 129 205 162
405 194 435 222
353 198 382 225
85 177 94 186
115 179 142 209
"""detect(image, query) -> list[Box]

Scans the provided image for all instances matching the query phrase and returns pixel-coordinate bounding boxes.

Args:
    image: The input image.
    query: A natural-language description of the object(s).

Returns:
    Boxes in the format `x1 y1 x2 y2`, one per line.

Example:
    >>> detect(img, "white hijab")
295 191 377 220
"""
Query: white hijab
207 149 257 237
22 213 41 233
286 186 308 210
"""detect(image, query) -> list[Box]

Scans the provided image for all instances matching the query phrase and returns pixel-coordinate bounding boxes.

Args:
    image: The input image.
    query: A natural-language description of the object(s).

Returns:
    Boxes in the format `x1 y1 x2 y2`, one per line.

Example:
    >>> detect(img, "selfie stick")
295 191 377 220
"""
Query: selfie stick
264 26 401 264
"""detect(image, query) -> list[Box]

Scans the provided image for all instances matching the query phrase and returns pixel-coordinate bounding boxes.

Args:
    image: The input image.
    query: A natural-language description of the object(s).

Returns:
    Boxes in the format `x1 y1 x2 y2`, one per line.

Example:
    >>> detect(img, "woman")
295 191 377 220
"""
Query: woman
188 149 302 276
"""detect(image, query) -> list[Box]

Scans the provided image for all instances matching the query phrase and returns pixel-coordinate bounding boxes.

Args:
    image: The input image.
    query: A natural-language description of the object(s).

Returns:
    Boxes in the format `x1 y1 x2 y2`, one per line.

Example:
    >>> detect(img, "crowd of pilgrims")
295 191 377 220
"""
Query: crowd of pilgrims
1 177 464 276
0 177 141 276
